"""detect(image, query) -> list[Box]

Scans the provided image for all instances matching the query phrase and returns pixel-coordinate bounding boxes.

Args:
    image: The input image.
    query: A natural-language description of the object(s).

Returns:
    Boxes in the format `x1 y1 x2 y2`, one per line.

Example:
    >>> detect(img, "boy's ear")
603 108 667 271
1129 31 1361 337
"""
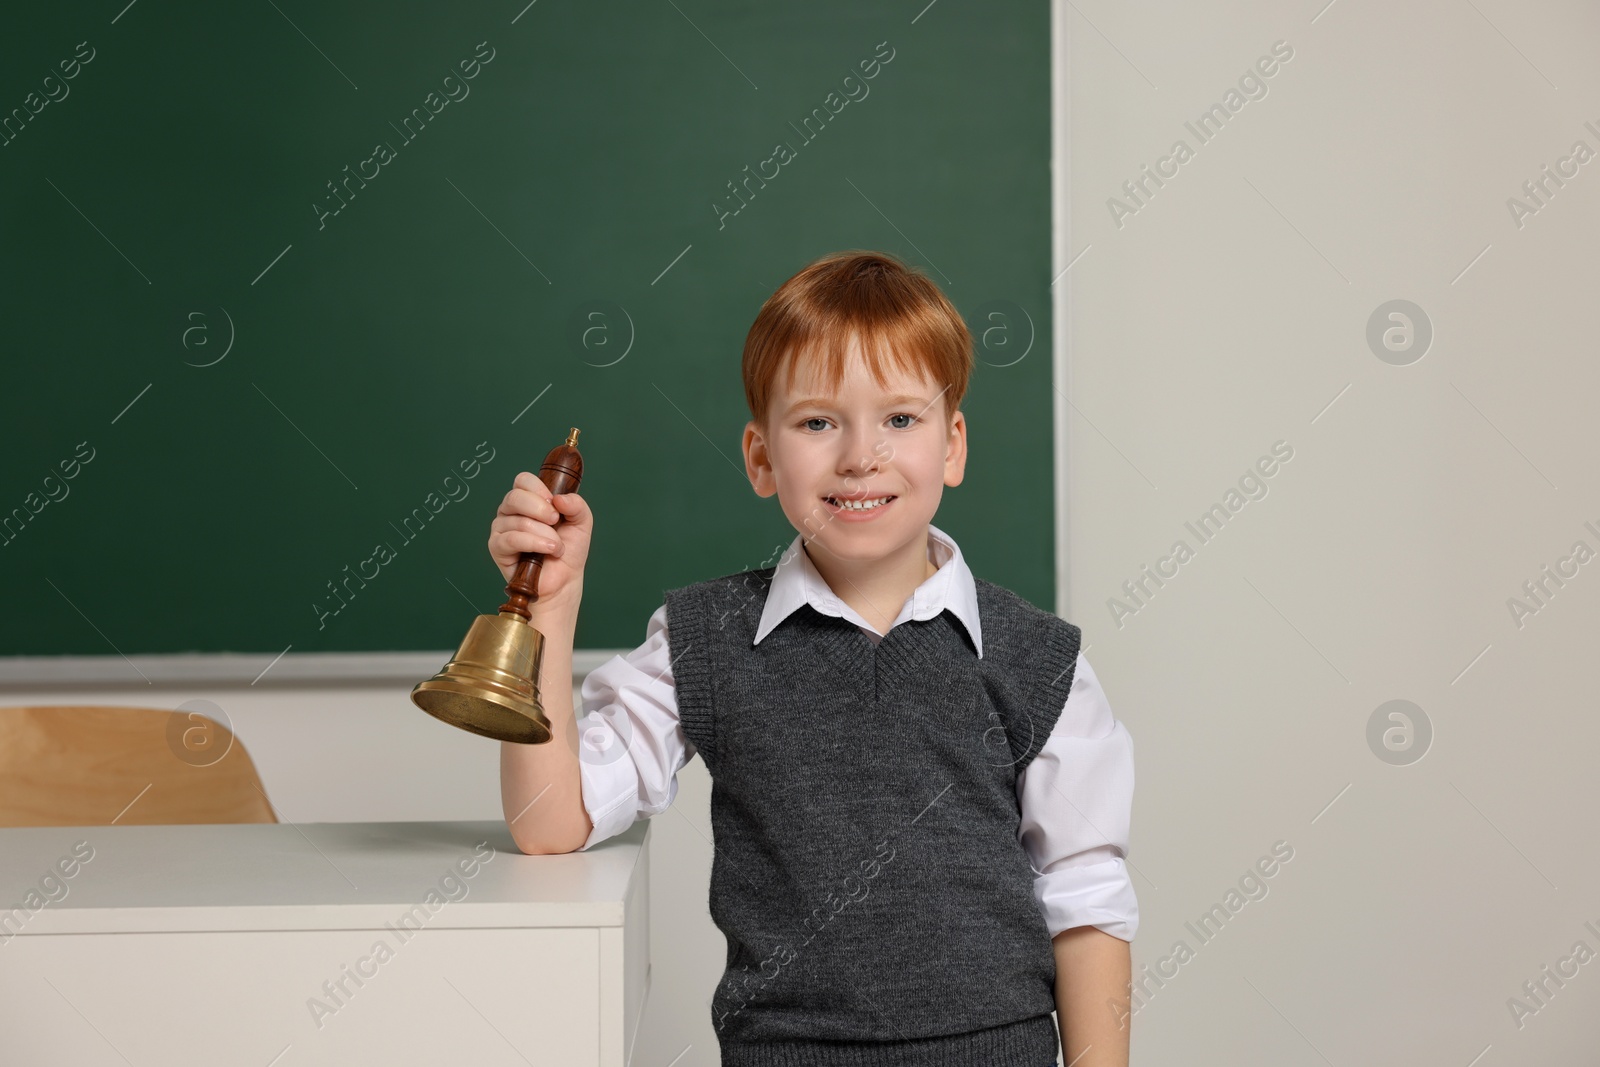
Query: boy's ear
743 419 777 497
944 409 967 488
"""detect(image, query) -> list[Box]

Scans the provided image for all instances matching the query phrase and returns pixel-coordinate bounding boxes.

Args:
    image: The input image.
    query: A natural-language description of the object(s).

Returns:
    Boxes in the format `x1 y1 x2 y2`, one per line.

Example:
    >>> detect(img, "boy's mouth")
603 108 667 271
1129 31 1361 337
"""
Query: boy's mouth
823 493 897 513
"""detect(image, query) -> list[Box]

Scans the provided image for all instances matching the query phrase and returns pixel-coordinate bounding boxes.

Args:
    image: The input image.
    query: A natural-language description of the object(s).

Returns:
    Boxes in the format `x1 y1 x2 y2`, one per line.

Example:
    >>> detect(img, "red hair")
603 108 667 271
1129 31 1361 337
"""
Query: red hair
742 250 972 428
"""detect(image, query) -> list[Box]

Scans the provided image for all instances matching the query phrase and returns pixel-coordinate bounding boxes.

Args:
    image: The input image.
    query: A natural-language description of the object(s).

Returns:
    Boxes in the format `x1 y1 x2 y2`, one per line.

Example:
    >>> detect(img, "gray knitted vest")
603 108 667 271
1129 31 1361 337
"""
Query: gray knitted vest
664 564 1082 1067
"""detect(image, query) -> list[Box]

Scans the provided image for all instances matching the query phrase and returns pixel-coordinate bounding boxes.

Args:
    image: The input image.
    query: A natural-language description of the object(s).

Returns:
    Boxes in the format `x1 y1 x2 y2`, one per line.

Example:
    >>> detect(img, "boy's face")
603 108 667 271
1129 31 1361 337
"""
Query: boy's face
742 336 967 563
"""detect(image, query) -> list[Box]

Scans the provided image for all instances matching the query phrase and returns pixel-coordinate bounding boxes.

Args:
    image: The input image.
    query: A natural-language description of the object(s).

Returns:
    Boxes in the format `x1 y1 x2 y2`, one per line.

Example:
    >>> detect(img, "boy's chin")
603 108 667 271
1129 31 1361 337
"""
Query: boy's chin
784 504 932 552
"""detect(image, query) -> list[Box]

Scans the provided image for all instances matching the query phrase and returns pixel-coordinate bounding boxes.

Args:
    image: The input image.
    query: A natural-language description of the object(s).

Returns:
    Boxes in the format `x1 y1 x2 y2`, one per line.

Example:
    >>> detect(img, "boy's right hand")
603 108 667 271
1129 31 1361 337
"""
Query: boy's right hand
488 472 593 615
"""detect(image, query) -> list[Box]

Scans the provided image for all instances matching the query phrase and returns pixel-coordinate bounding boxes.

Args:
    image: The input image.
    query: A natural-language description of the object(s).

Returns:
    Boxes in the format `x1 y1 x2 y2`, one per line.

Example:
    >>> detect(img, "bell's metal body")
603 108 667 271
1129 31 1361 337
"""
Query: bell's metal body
411 611 551 744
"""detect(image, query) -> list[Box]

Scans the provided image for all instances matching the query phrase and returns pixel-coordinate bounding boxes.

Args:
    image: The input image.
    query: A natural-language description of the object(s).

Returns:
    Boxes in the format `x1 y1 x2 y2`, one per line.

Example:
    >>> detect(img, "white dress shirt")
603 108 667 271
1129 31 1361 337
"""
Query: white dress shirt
572 524 1139 942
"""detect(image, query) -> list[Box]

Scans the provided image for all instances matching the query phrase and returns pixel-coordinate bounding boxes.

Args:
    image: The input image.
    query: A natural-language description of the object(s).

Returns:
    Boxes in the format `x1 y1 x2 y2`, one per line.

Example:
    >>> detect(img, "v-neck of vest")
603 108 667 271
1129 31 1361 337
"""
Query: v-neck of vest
800 604 973 696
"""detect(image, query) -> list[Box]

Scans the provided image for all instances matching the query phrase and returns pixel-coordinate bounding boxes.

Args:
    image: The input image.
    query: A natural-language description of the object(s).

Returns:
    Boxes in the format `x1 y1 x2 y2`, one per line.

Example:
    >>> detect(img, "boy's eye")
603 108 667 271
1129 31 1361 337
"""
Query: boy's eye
888 413 917 429
803 417 830 432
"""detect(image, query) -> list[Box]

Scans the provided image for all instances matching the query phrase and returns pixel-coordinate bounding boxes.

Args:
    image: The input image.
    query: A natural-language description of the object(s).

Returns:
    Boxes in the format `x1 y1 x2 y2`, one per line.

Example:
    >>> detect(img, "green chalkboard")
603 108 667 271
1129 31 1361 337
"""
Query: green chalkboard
0 1 1053 656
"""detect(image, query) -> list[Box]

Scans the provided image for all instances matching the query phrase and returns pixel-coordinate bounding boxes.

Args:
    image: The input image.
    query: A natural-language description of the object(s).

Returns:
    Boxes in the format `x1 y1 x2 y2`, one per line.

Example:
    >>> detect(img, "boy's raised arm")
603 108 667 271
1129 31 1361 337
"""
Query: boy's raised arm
486 471 595 854
499 599 594 854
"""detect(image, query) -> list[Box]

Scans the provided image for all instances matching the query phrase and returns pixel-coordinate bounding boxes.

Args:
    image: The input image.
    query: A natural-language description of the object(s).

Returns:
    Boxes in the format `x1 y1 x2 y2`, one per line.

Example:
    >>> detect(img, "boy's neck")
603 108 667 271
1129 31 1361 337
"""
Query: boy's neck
802 527 938 637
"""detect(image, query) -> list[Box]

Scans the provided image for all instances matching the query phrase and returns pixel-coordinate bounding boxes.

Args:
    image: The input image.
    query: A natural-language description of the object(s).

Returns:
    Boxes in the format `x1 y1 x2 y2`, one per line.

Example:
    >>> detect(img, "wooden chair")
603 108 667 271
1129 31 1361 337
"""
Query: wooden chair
0 705 277 827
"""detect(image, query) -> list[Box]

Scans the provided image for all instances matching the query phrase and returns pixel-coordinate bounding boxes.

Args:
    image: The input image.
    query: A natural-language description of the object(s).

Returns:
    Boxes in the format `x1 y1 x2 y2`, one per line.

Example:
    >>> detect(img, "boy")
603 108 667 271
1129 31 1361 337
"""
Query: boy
492 251 1137 1066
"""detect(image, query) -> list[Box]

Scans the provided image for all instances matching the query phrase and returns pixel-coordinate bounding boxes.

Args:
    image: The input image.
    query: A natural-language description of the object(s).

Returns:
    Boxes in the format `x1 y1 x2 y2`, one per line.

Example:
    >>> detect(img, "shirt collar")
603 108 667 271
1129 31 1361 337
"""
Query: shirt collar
752 523 983 658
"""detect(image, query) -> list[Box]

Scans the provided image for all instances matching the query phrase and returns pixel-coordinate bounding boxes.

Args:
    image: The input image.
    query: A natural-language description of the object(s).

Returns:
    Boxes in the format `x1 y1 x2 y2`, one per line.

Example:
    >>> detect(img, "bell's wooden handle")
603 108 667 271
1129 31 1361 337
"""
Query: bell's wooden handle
499 427 583 620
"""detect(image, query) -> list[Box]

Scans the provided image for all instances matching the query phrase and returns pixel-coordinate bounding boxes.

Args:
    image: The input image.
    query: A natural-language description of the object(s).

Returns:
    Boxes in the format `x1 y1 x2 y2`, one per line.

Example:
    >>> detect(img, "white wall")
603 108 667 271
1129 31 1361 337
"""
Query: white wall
1063 1 1600 1064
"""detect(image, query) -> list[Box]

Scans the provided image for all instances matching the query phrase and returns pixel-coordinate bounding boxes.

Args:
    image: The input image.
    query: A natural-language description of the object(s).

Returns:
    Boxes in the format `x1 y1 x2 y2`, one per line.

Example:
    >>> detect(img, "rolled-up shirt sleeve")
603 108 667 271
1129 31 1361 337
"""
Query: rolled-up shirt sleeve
574 603 695 851
1016 652 1139 942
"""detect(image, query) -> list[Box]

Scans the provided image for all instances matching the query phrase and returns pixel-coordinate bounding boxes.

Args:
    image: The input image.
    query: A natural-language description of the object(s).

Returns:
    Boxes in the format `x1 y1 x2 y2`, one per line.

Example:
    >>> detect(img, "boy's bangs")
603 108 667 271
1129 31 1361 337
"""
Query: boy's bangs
777 317 935 403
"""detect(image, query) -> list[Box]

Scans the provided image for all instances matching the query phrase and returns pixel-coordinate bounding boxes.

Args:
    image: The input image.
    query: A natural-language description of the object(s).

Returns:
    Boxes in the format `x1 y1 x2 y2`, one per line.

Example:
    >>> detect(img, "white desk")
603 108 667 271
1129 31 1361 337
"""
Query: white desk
0 819 651 1066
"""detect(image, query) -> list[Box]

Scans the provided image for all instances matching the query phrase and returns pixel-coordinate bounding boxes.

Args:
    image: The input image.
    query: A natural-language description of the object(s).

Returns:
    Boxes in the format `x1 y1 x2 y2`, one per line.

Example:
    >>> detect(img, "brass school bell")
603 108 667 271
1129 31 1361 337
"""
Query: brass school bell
410 428 584 744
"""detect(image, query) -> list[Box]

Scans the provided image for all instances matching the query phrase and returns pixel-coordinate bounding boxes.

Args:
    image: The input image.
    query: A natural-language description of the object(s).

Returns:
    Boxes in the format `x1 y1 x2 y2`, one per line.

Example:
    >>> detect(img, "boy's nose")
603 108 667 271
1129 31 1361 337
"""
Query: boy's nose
837 433 883 477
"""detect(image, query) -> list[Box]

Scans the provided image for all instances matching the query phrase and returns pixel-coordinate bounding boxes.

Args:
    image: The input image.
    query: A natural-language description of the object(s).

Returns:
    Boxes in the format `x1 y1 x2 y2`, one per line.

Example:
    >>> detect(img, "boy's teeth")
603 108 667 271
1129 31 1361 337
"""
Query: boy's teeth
829 496 893 510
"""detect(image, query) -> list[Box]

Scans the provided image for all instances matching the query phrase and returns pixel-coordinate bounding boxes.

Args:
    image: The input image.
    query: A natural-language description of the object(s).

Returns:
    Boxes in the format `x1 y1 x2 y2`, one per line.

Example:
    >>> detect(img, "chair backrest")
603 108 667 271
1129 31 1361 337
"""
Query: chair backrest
0 706 277 827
